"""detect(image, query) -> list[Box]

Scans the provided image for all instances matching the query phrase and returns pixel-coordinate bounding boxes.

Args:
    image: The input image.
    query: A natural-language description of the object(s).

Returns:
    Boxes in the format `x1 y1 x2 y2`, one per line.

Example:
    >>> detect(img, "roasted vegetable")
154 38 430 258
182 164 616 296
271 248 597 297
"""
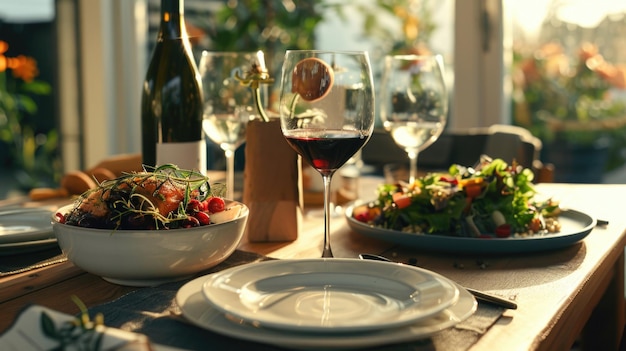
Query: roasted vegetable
64 164 225 230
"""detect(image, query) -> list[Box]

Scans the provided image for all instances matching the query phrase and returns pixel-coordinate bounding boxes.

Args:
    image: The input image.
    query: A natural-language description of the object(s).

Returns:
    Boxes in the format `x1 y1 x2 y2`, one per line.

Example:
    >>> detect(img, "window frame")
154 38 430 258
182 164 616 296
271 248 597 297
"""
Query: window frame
62 0 509 168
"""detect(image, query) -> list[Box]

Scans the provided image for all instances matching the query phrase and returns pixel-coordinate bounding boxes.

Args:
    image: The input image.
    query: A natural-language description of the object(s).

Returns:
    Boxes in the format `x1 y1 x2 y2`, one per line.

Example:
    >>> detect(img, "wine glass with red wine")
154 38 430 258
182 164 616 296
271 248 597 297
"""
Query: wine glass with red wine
278 50 375 258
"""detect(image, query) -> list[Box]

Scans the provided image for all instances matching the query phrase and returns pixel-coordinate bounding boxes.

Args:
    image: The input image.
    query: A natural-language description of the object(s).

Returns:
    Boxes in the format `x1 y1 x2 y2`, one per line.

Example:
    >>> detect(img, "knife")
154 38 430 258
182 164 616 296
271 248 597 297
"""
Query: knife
359 253 518 310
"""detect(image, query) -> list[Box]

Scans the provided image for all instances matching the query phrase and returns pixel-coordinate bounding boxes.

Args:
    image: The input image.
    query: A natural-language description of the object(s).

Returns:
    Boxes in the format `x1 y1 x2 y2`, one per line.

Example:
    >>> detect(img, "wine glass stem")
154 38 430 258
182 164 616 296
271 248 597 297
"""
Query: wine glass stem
225 149 235 200
321 173 334 258
408 150 418 184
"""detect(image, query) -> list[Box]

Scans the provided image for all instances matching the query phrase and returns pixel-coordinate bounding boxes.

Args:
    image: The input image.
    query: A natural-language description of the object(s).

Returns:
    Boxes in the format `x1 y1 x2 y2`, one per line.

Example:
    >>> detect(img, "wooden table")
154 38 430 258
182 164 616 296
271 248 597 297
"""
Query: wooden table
1 180 625 350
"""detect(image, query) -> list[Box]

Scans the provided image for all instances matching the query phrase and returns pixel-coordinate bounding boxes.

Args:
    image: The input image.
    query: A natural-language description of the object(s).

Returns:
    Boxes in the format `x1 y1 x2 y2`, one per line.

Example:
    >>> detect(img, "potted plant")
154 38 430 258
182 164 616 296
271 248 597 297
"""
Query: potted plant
512 42 626 183
0 40 58 191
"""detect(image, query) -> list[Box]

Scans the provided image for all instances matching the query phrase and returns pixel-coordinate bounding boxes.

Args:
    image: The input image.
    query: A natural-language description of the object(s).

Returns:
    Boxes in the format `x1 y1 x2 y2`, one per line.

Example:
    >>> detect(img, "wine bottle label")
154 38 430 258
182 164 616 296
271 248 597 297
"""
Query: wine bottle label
156 140 207 174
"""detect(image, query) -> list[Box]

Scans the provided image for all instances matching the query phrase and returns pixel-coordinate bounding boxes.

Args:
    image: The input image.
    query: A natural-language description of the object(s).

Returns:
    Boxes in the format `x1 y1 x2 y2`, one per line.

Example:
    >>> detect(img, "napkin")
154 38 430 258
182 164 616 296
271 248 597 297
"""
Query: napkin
0 304 155 351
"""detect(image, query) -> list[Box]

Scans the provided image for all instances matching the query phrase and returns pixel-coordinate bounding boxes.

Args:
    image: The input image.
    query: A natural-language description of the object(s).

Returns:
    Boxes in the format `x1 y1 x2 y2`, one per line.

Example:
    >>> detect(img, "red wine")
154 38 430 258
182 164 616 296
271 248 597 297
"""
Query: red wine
285 129 368 175
141 0 206 173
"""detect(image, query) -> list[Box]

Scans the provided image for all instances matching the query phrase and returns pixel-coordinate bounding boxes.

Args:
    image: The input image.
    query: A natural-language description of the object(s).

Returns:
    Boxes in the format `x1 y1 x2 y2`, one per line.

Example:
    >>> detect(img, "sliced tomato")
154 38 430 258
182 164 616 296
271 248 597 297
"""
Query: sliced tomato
392 192 412 209
464 183 482 198
439 175 458 185
460 177 484 198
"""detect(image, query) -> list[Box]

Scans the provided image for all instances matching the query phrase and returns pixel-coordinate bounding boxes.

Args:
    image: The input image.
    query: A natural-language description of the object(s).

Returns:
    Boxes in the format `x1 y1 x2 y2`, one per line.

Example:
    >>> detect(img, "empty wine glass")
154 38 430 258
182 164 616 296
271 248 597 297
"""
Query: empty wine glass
380 54 448 184
279 50 375 258
199 51 265 200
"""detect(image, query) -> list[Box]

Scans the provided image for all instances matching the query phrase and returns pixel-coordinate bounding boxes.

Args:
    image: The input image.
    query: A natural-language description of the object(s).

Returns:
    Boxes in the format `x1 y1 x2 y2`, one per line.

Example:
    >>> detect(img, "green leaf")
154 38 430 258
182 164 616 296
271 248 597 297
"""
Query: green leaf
16 95 38 114
21 80 52 95
40 311 59 338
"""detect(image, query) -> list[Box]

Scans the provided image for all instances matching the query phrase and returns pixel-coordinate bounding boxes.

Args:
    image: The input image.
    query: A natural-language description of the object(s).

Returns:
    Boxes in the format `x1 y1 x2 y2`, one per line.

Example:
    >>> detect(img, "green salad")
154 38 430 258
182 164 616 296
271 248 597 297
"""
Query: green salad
352 157 561 238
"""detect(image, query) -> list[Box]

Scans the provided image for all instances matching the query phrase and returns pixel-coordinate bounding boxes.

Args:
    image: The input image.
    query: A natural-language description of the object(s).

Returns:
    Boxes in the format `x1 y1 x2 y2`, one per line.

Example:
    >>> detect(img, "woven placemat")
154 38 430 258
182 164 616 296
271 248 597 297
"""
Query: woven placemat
86 250 504 351
0 246 66 277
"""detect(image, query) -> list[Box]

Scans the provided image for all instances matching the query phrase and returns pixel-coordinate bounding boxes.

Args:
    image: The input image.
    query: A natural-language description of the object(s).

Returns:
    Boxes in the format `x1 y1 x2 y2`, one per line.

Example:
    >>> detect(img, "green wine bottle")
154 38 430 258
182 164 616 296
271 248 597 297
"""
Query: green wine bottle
141 0 206 173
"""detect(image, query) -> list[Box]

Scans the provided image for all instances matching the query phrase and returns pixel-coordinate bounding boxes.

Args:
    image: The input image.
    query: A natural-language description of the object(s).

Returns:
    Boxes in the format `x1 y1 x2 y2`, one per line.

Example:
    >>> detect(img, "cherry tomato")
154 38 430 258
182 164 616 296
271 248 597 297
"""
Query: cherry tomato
353 205 372 222
195 211 211 226
186 199 203 213
200 200 209 212
207 197 225 213
495 224 511 238
353 206 381 223
55 212 66 224
354 213 369 222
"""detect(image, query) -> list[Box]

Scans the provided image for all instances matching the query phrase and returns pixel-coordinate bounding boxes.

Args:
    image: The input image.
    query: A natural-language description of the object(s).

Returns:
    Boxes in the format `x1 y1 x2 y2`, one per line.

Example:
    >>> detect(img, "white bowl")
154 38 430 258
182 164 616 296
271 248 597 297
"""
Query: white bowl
52 202 248 286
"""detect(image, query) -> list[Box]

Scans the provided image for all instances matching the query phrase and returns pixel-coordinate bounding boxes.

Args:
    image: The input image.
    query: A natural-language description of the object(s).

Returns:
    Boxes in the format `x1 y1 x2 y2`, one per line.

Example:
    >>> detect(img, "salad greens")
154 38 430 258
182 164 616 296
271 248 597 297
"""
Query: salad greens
353 157 560 238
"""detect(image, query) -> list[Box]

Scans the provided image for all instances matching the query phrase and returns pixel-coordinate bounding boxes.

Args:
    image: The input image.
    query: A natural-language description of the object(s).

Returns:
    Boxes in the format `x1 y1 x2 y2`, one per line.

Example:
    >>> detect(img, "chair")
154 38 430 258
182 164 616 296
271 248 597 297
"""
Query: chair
361 124 554 183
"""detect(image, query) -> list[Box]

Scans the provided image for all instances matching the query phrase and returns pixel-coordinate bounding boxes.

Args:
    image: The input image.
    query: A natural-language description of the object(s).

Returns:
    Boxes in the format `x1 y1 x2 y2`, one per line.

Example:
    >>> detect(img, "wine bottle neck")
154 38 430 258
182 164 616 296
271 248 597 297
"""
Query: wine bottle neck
159 0 186 40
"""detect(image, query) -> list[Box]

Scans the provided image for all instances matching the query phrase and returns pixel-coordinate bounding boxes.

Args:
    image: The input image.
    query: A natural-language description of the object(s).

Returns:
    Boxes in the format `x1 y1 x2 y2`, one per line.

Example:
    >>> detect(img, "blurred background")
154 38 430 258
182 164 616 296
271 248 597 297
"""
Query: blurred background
2 0 626 198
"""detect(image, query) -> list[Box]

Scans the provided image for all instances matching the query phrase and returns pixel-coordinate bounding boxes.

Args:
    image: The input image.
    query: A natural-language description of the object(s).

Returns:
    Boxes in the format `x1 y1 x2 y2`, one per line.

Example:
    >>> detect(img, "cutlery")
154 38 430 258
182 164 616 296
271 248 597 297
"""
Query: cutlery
596 218 609 226
359 253 518 310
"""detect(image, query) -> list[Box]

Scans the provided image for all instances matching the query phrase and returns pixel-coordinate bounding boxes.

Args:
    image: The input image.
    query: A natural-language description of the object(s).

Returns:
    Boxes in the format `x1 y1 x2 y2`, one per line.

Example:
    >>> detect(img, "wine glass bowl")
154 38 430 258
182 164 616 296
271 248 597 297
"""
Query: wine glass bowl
199 51 265 200
380 54 448 184
279 50 375 257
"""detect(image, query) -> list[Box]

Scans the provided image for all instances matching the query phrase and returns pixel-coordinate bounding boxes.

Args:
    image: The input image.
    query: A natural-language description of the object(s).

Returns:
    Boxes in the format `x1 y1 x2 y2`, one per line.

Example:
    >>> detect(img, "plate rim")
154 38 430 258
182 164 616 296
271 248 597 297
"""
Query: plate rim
176 274 477 349
345 202 596 254
0 238 58 256
200 258 460 333
0 210 55 245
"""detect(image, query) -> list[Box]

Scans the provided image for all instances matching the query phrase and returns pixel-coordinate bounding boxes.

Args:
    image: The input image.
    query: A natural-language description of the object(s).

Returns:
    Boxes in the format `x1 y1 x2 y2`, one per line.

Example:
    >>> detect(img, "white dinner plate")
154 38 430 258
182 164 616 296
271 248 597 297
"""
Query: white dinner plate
345 204 596 254
201 259 459 333
177 274 476 350
0 209 55 245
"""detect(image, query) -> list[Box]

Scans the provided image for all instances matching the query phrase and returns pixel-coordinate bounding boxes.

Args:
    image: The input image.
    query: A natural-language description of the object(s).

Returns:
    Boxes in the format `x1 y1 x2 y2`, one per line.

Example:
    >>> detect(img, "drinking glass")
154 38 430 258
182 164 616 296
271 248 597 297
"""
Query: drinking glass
199 51 265 200
380 54 448 184
278 50 375 257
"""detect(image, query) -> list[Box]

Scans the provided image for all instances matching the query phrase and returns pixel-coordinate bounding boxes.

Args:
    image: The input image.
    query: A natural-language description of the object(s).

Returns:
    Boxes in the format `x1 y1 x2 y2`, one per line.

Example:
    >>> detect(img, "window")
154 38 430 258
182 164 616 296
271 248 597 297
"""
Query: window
11 0 625 193
507 0 626 182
